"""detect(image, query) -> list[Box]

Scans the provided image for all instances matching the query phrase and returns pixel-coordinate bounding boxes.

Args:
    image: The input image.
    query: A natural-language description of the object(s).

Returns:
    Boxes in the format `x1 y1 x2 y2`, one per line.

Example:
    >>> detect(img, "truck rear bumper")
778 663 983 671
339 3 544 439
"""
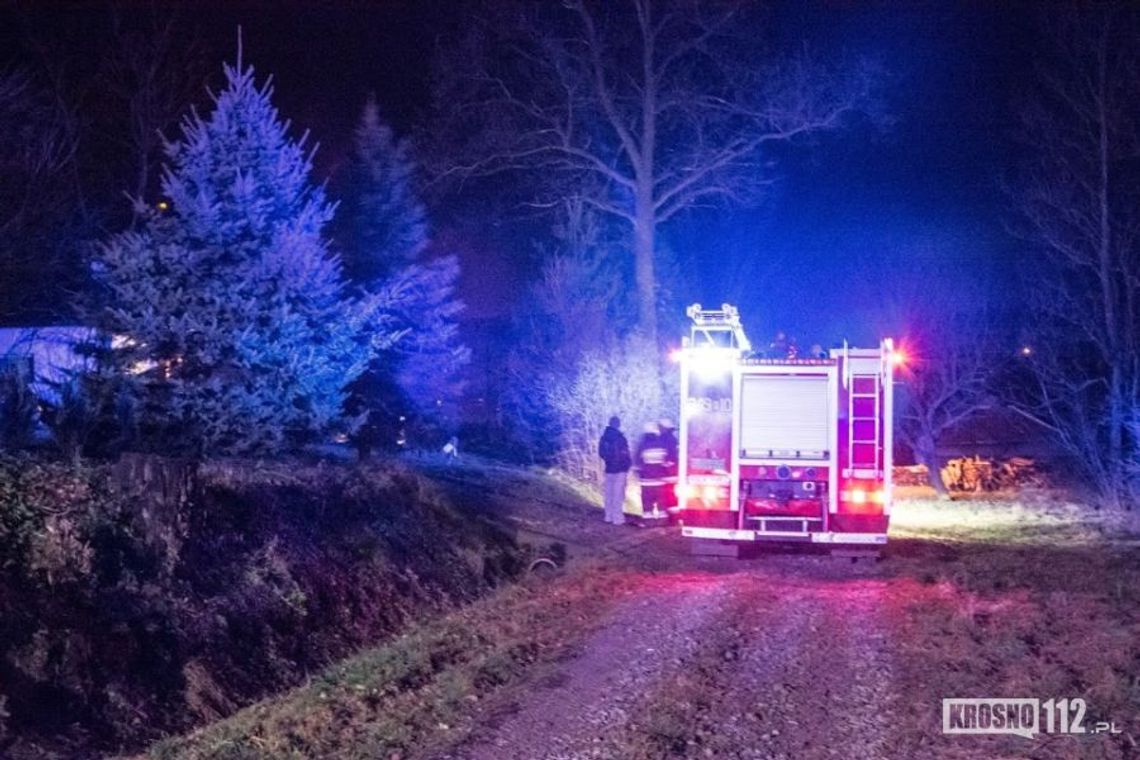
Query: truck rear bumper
681 526 887 545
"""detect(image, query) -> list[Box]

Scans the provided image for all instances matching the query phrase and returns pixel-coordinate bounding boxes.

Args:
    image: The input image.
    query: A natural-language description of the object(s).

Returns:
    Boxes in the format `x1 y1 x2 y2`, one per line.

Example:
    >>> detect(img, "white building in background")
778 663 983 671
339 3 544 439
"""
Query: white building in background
0 326 101 404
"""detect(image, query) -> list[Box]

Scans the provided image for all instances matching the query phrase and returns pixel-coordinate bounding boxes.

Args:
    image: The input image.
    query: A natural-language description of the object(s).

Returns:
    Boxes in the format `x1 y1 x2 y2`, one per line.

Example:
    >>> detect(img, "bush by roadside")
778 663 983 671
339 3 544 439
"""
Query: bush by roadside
0 454 526 758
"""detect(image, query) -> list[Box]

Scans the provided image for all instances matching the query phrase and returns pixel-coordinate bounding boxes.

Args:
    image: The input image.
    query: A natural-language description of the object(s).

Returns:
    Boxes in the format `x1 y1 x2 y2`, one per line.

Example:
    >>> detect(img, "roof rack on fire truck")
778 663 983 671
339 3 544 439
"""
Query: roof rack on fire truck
685 303 751 352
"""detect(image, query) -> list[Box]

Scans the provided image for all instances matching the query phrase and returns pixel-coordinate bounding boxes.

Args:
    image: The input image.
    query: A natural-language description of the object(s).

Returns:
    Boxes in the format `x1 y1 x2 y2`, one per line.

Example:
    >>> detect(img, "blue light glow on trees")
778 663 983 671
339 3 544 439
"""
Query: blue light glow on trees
96 55 393 455
345 98 468 447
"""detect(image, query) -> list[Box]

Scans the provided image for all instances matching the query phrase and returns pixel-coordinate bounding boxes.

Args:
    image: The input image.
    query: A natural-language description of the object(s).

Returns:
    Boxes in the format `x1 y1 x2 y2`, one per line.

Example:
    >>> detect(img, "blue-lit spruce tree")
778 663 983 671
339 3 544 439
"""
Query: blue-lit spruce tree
96 56 395 456
344 96 468 456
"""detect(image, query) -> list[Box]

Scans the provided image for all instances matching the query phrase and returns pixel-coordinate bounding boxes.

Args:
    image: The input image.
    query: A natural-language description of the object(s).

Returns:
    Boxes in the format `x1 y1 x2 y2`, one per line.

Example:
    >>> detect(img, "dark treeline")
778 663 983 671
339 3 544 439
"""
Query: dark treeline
0 1 1137 507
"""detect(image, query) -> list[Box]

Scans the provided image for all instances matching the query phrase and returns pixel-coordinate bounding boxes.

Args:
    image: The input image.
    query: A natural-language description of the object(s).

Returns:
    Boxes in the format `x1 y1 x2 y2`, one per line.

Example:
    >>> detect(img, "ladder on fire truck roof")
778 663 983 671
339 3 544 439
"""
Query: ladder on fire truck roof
685 303 751 351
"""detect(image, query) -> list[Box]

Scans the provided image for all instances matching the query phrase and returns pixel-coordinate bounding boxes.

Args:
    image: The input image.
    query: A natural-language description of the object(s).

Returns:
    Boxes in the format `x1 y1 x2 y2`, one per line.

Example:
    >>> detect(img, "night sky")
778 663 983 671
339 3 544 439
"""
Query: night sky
3 0 1039 345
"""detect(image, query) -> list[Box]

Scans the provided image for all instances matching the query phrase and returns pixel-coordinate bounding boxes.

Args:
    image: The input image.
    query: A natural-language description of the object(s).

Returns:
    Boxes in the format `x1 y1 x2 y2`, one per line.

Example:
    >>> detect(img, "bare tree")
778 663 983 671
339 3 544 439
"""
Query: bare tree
548 334 668 483
895 316 1000 497
867 256 1004 497
1010 7 1140 507
100 10 208 220
0 68 70 237
14 19 93 228
432 0 879 343
501 198 625 461
0 67 75 318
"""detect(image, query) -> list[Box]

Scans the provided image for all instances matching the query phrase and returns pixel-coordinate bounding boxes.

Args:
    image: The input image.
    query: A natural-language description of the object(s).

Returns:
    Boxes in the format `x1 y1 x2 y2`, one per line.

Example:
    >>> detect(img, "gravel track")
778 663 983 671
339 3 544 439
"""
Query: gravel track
594 564 898 760
715 575 898 759
444 573 743 760
433 558 902 760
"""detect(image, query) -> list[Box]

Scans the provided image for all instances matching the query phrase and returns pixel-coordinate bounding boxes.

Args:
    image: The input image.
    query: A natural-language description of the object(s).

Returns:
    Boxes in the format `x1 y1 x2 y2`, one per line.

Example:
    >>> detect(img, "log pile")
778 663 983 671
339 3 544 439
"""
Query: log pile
940 456 1045 492
893 465 930 487
893 457 1046 492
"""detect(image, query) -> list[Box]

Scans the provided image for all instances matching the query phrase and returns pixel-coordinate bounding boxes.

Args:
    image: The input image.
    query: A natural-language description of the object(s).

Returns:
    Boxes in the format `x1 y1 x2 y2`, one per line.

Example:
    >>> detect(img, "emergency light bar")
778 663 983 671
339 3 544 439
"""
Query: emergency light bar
685 303 751 351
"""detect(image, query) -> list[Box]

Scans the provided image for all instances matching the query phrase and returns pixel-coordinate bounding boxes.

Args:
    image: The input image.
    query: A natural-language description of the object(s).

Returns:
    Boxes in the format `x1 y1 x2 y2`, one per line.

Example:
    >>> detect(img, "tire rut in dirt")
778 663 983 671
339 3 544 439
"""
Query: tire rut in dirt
617 571 899 759
438 572 742 760
753 578 898 759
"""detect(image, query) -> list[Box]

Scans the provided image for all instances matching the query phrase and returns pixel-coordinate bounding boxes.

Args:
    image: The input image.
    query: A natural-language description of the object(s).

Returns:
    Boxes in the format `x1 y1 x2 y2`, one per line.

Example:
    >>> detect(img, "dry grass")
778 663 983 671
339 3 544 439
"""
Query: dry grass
143 565 626 760
413 453 667 517
890 486 1140 546
883 489 1140 757
140 473 1140 760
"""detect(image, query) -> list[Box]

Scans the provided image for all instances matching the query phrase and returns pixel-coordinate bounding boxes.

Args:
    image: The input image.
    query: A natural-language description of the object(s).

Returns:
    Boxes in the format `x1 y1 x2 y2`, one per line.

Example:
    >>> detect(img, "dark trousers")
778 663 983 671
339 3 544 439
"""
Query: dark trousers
640 484 664 516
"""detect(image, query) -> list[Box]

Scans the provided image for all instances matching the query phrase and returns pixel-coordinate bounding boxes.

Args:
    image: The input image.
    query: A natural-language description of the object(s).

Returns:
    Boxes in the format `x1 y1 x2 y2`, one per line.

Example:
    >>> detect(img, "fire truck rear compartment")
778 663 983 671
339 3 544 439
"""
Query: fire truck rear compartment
742 478 826 522
738 374 831 459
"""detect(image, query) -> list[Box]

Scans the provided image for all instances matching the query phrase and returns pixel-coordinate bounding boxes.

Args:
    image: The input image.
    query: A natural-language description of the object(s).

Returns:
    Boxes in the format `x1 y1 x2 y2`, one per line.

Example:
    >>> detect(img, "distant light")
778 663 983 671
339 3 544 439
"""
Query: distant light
156 200 169 211
891 350 907 366
1021 346 1032 357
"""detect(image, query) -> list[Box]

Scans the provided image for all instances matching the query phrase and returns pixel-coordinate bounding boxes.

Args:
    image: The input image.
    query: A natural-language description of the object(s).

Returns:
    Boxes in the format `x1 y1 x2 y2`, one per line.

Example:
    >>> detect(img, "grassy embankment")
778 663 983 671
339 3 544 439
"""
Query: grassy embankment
0 454 606 758
145 479 1140 759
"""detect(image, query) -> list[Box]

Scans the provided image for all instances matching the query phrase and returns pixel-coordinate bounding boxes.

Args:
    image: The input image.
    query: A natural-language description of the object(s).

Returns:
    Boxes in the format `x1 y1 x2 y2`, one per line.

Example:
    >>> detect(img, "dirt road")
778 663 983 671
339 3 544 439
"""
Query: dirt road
147 467 1140 760
432 535 1136 760
438 555 908 760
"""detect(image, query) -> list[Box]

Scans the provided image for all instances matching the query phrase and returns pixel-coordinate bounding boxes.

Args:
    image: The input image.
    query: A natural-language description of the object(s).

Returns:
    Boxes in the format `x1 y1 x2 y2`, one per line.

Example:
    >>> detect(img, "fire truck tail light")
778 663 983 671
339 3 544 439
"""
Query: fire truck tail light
702 485 730 503
677 484 729 506
840 486 886 511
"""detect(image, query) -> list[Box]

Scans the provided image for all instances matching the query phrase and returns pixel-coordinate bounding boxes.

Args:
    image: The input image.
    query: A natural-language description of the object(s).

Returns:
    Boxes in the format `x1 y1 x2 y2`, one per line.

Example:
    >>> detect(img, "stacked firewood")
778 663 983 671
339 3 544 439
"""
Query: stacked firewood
893 457 1045 492
893 465 930 487
939 456 1045 492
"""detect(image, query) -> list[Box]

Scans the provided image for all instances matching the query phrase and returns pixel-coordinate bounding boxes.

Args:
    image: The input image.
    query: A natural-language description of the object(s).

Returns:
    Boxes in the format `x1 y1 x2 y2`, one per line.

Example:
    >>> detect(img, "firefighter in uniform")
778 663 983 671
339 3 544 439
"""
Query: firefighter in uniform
658 418 679 514
636 422 668 521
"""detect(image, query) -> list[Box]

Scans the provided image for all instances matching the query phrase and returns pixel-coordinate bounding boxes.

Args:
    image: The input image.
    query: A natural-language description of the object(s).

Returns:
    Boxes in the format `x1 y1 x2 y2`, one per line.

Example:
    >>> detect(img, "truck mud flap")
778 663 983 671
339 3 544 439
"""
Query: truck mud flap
687 538 744 557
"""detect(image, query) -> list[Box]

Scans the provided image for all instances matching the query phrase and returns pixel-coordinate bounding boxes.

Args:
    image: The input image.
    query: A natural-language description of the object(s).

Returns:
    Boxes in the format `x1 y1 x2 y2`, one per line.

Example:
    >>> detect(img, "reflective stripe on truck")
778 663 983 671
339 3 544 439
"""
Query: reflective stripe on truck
681 526 887 544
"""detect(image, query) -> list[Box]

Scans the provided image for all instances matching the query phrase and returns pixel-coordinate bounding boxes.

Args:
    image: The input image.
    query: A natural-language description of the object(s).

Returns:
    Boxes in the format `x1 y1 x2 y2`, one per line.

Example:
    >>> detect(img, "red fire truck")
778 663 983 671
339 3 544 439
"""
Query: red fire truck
672 304 896 552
